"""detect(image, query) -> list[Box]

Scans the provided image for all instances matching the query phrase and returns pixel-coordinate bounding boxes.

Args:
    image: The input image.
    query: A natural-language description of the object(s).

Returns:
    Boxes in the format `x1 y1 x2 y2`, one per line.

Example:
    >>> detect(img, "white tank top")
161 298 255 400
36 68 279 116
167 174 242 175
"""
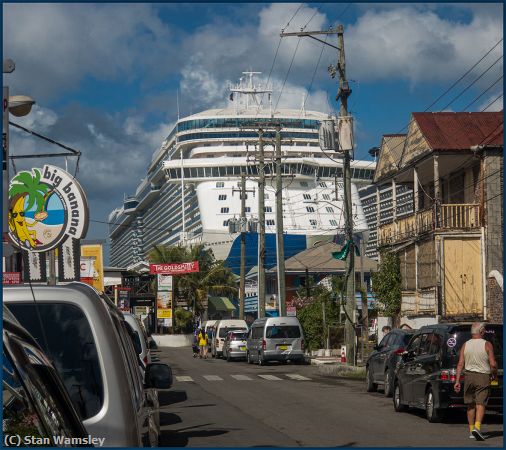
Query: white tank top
464 338 490 374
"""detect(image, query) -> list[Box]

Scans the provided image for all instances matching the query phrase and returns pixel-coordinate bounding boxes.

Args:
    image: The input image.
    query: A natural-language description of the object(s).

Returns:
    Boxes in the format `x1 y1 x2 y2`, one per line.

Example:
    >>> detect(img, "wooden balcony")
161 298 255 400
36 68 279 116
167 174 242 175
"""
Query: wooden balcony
378 204 481 246
401 289 437 315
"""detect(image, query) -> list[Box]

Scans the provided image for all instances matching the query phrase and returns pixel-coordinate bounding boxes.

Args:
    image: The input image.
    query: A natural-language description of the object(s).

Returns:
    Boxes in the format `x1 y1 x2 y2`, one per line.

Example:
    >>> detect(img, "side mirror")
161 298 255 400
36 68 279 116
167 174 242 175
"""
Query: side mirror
148 339 158 350
145 363 173 389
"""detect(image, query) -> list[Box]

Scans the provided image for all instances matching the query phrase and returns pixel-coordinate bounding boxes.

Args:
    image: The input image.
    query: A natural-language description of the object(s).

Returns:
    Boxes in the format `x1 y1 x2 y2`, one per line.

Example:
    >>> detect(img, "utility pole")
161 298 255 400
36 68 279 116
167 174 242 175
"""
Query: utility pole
257 129 266 318
281 24 356 365
232 173 255 320
274 125 286 316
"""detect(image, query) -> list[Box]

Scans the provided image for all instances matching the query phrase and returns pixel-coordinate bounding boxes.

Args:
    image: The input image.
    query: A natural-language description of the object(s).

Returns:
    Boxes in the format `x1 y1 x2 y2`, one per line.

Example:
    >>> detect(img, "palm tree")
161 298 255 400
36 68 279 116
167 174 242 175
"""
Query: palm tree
8 169 50 218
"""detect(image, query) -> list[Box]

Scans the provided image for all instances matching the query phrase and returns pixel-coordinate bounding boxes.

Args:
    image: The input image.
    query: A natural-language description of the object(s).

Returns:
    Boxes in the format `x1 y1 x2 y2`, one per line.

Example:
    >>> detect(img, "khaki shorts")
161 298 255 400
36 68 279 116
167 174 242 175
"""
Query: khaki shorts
464 372 490 405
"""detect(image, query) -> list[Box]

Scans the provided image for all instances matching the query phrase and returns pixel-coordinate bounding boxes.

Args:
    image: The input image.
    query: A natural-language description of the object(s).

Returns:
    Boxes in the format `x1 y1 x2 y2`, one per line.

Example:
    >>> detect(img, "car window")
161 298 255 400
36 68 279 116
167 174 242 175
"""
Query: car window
418 333 432 355
219 327 246 338
252 327 263 339
8 303 103 420
266 326 301 339
232 332 247 340
407 334 422 353
378 334 391 349
428 333 443 355
402 333 414 346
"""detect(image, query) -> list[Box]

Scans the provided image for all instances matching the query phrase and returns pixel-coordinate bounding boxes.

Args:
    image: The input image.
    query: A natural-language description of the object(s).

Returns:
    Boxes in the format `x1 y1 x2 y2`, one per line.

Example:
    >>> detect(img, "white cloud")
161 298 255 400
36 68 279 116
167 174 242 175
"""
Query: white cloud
346 5 503 85
478 92 503 112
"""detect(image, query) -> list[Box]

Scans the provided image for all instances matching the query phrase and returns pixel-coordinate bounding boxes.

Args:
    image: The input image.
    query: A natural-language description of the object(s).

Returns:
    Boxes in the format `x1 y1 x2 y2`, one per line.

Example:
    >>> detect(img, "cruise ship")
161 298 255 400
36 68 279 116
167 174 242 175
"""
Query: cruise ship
108 72 376 275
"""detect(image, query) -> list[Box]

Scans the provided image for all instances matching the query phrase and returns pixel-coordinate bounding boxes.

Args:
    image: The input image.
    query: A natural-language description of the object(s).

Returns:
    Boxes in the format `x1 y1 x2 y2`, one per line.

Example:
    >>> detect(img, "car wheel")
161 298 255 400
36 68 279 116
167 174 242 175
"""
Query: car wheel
258 351 266 366
393 381 408 412
384 369 393 397
366 367 377 392
247 351 253 364
425 388 444 422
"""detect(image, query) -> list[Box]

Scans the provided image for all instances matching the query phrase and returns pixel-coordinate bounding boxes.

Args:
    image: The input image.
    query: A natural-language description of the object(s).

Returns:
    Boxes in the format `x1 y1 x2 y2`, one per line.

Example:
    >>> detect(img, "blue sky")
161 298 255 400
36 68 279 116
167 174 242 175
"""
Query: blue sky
4 2 503 264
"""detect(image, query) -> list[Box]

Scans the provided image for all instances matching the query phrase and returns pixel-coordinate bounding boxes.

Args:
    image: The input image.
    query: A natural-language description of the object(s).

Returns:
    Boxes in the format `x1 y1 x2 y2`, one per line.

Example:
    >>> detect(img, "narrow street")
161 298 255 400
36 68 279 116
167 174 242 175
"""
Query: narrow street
155 347 503 447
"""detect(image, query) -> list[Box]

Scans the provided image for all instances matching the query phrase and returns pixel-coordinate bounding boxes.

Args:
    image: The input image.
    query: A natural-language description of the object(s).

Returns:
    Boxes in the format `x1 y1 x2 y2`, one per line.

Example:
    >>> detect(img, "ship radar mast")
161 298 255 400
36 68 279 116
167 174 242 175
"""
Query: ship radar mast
229 71 273 115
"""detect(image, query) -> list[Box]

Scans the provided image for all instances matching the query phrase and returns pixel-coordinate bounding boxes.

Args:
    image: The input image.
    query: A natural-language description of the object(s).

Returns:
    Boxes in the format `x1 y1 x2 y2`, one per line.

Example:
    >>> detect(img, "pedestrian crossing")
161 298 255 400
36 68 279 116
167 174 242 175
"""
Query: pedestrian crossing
175 373 311 383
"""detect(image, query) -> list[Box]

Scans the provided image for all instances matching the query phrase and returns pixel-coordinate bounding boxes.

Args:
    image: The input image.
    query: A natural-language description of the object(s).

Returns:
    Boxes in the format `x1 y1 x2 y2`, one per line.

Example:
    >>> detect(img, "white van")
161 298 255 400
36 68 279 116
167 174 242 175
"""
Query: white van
246 316 305 365
211 319 248 358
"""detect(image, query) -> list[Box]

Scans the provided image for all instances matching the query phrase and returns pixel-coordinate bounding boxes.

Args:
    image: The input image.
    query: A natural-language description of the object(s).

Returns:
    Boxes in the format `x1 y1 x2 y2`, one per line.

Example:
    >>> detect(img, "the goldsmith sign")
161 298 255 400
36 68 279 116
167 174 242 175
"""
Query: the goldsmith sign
8 164 88 252
150 261 200 275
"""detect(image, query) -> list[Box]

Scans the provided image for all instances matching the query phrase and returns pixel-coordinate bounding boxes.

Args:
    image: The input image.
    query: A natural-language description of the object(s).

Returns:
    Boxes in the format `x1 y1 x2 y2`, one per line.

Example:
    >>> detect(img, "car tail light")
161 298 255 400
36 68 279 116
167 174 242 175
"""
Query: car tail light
262 339 266 350
394 347 405 355
143 355 148 365
440 369 464 382
301 339 305 351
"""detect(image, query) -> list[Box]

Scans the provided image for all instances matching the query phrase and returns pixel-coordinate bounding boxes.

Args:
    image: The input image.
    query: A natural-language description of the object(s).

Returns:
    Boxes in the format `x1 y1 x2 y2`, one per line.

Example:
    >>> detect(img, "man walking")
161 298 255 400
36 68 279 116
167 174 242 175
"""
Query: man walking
454 322 498 441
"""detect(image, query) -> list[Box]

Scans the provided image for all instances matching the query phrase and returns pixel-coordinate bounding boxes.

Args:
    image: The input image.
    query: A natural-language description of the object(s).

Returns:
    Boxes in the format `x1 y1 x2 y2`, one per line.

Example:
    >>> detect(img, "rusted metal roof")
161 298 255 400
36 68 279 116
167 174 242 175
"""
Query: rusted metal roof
412 112 503 151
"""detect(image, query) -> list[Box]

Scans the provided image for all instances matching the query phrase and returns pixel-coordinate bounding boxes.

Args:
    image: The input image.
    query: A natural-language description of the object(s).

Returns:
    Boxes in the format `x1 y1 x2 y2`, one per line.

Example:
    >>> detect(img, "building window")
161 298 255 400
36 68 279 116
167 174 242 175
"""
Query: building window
220 207 229 213
326 206 334 213
266 219 275 226
264 206 272 212
303 194 311 200
323 194 331 200
300 181 308 187
245 207 251 213
216 181 224 188
309 219 317 226
319 182 327 188
329 219 338 226
218 194 227 200
306 206 315 213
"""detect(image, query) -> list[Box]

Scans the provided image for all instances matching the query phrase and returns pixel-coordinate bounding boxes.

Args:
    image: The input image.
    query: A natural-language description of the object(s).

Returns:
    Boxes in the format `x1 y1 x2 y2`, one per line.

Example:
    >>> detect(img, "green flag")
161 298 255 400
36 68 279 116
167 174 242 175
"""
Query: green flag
332 240 350 260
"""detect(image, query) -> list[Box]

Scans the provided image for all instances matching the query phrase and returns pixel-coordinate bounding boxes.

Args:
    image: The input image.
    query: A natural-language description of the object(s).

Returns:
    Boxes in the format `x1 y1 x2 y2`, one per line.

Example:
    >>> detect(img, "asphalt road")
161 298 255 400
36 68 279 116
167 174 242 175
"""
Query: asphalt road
154 346 503 447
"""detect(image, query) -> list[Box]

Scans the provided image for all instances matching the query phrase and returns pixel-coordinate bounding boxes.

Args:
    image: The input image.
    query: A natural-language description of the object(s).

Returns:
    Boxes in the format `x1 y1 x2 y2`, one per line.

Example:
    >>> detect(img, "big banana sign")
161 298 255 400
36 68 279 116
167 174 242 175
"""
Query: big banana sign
8 164 88 252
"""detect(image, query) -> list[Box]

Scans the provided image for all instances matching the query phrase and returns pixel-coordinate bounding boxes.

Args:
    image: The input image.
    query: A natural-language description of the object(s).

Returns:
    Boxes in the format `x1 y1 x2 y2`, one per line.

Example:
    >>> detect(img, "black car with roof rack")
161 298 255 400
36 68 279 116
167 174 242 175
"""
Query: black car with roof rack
393 322 503 422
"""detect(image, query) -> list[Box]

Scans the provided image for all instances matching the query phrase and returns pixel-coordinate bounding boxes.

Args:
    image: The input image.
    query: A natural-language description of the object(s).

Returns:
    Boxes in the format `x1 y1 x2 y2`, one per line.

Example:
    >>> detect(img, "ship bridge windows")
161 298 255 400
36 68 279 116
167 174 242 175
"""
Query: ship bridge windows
303 194 311 200
216 181 224 188
306 206 315 213
319 182 327 188
266 219 275 226
329 219 338 227
264 206 272 212
219 194 227 201
309 219 317 227
220 207 230 213
177 117 320 133
245 207 251 213
323 194 331 200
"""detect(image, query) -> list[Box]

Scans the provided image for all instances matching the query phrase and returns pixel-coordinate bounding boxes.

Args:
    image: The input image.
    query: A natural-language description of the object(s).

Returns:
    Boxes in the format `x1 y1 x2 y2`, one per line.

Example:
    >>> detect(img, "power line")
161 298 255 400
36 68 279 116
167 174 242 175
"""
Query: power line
462 75 503 111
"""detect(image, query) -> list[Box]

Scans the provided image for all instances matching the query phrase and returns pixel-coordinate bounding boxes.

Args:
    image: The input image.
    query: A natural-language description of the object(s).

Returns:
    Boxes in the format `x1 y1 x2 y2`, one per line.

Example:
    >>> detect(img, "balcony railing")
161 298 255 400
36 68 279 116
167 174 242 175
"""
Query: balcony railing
378 204 480 246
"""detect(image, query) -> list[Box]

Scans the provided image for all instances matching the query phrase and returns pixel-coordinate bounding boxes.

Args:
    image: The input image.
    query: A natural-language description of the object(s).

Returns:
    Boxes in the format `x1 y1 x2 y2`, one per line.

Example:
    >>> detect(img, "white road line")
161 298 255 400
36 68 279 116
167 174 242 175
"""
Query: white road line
231 374 253 381
258 374 283 381
176 376 194 382
203 375 223 381
285 374 311 381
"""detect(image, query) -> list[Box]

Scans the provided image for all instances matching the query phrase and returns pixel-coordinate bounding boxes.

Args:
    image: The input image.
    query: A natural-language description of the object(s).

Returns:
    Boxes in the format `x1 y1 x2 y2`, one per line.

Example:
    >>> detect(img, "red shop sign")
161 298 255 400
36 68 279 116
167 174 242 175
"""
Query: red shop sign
149 261 200 275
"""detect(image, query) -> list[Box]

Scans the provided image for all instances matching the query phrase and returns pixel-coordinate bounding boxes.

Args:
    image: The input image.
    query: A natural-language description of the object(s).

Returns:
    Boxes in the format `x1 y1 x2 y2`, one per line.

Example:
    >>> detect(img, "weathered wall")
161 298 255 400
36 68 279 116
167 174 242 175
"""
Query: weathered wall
487 277 503 324
417 238 436 289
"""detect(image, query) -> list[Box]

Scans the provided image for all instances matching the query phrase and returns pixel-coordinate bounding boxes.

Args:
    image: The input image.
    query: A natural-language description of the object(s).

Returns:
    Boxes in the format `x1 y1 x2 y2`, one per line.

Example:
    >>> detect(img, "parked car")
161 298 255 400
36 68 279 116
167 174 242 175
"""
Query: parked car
246 316 305 365
393 323 503 422
366 328 416 396
223 330 248 361
212 319 248 358
4 282 173 446
3 306 90 446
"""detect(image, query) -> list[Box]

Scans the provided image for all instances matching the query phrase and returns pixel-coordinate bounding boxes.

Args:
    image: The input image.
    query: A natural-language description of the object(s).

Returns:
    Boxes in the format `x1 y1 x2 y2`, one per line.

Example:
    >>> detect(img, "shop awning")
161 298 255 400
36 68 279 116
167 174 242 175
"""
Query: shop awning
208 296 236 312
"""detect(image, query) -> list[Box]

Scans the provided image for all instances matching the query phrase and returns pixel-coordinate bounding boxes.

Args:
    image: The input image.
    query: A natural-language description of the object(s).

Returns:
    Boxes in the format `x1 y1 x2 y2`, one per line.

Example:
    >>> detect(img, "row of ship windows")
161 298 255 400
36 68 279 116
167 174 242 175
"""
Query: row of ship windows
219 205 336 214
177 131 318 143
222 218 339 227
166 165 373 180
176 118 320 132
216 181 341 192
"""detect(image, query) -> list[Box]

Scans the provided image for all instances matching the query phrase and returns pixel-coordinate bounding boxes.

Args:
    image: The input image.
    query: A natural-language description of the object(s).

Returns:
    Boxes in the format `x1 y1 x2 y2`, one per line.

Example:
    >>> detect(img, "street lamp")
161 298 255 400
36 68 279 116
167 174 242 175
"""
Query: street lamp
9 95 35 117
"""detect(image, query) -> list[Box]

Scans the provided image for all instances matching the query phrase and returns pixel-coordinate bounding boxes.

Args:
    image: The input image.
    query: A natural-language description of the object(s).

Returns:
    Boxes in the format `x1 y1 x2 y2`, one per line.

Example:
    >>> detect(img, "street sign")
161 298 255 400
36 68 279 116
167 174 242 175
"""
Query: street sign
150 261 199 275
286 306 296 316
3 271 21 284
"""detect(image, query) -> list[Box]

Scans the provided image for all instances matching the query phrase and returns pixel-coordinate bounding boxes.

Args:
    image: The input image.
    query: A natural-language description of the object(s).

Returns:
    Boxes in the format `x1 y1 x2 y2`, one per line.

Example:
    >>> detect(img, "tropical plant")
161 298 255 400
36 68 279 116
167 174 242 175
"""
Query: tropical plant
371 252 402 321
296 284 339 352
9 169 50 216
174 307 194 334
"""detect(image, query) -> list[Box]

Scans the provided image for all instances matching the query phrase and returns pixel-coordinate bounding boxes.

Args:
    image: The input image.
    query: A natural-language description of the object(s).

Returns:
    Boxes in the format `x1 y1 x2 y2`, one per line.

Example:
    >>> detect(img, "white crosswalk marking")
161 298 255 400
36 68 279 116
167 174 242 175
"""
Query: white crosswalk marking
176 376 194 382
285 374 311 381
258 374 282 381
203 375 223 381
231 374 253 381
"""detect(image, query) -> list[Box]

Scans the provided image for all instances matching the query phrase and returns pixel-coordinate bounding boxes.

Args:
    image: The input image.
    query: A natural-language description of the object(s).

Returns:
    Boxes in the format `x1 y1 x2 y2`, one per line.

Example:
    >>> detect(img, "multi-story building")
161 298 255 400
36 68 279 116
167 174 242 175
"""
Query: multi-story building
359 135 414 260
375 112 503 327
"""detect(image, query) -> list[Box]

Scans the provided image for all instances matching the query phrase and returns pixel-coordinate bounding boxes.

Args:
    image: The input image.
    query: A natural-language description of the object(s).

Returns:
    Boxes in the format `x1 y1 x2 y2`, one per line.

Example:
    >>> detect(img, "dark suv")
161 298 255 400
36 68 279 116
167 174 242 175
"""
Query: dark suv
393 323 503 422
366 328 416 397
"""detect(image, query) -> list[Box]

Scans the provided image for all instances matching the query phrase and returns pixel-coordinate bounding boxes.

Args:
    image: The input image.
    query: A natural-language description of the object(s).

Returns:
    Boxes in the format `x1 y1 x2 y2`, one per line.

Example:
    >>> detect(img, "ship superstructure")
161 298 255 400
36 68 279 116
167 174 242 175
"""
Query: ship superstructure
108 72 376 273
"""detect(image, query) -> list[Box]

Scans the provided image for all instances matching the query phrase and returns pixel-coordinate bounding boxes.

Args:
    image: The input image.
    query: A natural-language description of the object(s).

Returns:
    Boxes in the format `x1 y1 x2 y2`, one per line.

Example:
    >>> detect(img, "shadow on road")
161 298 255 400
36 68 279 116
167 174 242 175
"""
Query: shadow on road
158 423 229 447
159 389 188 406
183 403 217 408
160 412 182 426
